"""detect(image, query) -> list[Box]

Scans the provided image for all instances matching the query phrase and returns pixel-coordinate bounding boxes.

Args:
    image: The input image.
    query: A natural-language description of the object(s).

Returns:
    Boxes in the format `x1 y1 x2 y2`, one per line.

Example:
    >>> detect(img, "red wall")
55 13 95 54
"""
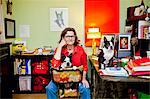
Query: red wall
85 0 120 46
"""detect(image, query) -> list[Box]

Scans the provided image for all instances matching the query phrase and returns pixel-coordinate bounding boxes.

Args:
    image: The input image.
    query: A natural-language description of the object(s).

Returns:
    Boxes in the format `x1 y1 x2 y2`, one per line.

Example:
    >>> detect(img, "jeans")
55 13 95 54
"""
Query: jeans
45 80 91 99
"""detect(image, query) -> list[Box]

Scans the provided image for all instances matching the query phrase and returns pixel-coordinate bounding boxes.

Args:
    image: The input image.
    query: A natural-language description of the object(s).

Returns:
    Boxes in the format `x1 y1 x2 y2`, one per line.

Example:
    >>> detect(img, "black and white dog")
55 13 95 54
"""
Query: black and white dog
98 36 115 69
60 54 72 69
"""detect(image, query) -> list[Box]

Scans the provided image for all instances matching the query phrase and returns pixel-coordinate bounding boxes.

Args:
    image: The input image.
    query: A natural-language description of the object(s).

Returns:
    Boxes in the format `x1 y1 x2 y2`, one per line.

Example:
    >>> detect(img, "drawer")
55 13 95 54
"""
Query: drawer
0 46 9 60
0 47 9 56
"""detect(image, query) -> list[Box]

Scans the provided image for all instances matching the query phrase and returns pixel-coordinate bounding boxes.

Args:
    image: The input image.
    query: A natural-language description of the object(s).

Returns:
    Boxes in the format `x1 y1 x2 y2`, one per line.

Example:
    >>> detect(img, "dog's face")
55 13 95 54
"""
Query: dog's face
103 37 114 50
61 55 72 69
64 57 72 67
101 37 115 65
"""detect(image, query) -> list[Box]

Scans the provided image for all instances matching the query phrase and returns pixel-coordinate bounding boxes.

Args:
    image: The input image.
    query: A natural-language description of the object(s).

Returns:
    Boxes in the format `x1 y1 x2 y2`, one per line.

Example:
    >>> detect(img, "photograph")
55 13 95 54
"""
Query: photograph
99 34 115 49
119 34 131 51
1 1 150 99
138 20 150 39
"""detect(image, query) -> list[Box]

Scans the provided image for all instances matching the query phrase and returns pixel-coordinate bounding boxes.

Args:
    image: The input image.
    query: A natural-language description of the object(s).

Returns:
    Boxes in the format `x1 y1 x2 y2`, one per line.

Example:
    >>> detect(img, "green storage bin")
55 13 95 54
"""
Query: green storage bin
138 92 150 99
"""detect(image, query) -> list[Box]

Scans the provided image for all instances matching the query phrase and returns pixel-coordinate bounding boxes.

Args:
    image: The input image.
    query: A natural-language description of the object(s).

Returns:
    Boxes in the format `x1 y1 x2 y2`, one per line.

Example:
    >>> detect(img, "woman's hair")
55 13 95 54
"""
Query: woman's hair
58 27 79 46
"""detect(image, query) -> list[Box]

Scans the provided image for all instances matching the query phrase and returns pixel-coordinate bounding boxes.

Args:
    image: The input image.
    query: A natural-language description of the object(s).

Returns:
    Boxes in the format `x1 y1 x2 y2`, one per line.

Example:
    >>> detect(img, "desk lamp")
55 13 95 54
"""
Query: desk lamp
87 27 101 55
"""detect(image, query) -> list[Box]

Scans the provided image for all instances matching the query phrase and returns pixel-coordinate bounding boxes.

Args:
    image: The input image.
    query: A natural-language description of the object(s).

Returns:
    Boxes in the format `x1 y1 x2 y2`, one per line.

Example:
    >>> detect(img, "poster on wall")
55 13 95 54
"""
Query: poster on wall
50 8 68 31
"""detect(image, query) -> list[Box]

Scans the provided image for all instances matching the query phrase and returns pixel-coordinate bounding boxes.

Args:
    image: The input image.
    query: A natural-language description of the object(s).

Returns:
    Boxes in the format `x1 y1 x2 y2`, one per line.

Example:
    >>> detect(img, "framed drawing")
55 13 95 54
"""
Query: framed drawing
5 18 15 38
119 34 131 51
50 8 68 31
99 34 115 49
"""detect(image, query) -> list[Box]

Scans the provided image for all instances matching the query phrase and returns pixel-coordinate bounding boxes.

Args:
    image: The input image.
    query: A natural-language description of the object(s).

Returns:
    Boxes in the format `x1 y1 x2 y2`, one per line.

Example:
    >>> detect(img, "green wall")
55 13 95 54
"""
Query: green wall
2 0 150 51
12 0 84 50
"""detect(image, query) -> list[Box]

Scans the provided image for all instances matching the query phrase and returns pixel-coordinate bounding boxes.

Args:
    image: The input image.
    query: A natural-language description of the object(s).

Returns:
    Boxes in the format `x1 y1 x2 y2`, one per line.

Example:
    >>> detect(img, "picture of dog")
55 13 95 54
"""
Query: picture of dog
98 35 115 69
55 11 65 28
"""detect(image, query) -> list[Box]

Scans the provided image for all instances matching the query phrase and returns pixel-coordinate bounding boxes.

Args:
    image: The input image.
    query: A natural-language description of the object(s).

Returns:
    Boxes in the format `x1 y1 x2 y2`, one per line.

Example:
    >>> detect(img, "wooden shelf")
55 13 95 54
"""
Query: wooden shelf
12 55 53 94
127 13 150 21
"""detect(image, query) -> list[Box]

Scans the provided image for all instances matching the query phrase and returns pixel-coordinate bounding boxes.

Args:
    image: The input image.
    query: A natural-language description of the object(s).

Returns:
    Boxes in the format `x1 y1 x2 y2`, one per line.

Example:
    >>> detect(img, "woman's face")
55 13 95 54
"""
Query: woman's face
121 38 127 44
64 31 76 45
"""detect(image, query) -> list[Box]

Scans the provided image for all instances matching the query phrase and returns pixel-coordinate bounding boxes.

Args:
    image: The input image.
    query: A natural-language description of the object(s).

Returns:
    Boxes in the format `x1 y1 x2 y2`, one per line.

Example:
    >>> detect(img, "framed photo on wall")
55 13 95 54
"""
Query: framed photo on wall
5 18 15 38
119 34 131 51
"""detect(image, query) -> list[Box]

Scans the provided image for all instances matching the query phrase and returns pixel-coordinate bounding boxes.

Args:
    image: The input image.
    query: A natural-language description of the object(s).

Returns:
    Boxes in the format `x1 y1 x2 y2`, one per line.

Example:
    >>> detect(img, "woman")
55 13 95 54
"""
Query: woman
45 27 91 99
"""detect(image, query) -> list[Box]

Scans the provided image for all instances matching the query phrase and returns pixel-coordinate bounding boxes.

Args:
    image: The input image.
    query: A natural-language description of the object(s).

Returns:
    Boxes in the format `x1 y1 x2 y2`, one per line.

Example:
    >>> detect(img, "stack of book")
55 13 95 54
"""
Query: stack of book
125 57 150 75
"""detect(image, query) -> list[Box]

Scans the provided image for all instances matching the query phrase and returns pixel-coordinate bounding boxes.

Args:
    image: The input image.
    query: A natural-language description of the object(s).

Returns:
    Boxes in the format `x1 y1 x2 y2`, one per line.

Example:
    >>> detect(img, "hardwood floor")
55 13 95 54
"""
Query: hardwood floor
12 94 47 99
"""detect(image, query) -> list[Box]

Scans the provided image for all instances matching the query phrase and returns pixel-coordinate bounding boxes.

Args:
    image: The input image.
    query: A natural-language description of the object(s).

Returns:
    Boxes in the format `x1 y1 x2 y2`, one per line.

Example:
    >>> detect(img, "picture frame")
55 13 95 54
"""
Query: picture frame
138 20 150 39
119 34 131 51
4 18 15 38
50 8 68 31
99 34 115 49
140 25 149 39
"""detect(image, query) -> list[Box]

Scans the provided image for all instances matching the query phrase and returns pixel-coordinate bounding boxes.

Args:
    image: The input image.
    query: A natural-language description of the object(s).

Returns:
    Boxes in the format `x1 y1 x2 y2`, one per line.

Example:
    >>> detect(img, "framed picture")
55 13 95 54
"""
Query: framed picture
138 20 150 39
119 34 131 51
4 18 15 38
99 34 115 49
50 8 68 31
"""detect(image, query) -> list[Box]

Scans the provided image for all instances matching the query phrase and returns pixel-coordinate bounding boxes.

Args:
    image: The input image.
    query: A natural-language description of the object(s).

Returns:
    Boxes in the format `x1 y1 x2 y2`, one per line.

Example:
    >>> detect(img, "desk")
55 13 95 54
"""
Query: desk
89 56 150 99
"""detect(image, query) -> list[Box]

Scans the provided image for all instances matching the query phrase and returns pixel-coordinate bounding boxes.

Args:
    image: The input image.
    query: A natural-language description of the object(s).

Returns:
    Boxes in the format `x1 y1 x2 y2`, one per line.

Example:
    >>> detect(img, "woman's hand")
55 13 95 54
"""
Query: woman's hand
59 38 66 47
82 78 89 88
54 38 66 60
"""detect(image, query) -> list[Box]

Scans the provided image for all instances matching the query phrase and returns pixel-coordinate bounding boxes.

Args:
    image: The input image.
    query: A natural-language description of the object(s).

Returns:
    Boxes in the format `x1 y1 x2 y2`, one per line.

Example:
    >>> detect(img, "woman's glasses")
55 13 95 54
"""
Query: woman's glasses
65 35 76 38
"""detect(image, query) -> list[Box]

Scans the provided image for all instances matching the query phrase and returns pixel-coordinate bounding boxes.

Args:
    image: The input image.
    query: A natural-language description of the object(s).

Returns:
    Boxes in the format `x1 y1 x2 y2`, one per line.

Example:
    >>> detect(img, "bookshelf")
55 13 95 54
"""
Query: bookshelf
11 55 53 93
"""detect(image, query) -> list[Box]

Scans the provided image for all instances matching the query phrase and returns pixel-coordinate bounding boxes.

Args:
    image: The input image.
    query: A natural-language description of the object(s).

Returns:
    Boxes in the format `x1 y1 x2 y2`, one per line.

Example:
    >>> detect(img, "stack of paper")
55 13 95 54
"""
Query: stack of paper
99 67 129 77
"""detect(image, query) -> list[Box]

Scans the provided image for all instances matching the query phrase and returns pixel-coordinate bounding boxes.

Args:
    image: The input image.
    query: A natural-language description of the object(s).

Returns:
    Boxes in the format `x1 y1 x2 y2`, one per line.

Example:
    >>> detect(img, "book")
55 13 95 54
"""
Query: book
125 57 150 75
127 57 150 72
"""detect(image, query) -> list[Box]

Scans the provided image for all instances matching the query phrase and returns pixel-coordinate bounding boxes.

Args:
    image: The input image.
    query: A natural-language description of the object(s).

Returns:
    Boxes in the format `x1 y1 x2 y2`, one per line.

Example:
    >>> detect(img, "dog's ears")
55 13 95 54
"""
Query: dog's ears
61 54 66 62
104 37 107 42
111 37 114 43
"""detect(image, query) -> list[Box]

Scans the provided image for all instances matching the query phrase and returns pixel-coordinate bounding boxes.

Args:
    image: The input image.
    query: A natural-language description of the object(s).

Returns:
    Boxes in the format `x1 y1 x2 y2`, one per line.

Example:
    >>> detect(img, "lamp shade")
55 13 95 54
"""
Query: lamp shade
87 27 101 39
